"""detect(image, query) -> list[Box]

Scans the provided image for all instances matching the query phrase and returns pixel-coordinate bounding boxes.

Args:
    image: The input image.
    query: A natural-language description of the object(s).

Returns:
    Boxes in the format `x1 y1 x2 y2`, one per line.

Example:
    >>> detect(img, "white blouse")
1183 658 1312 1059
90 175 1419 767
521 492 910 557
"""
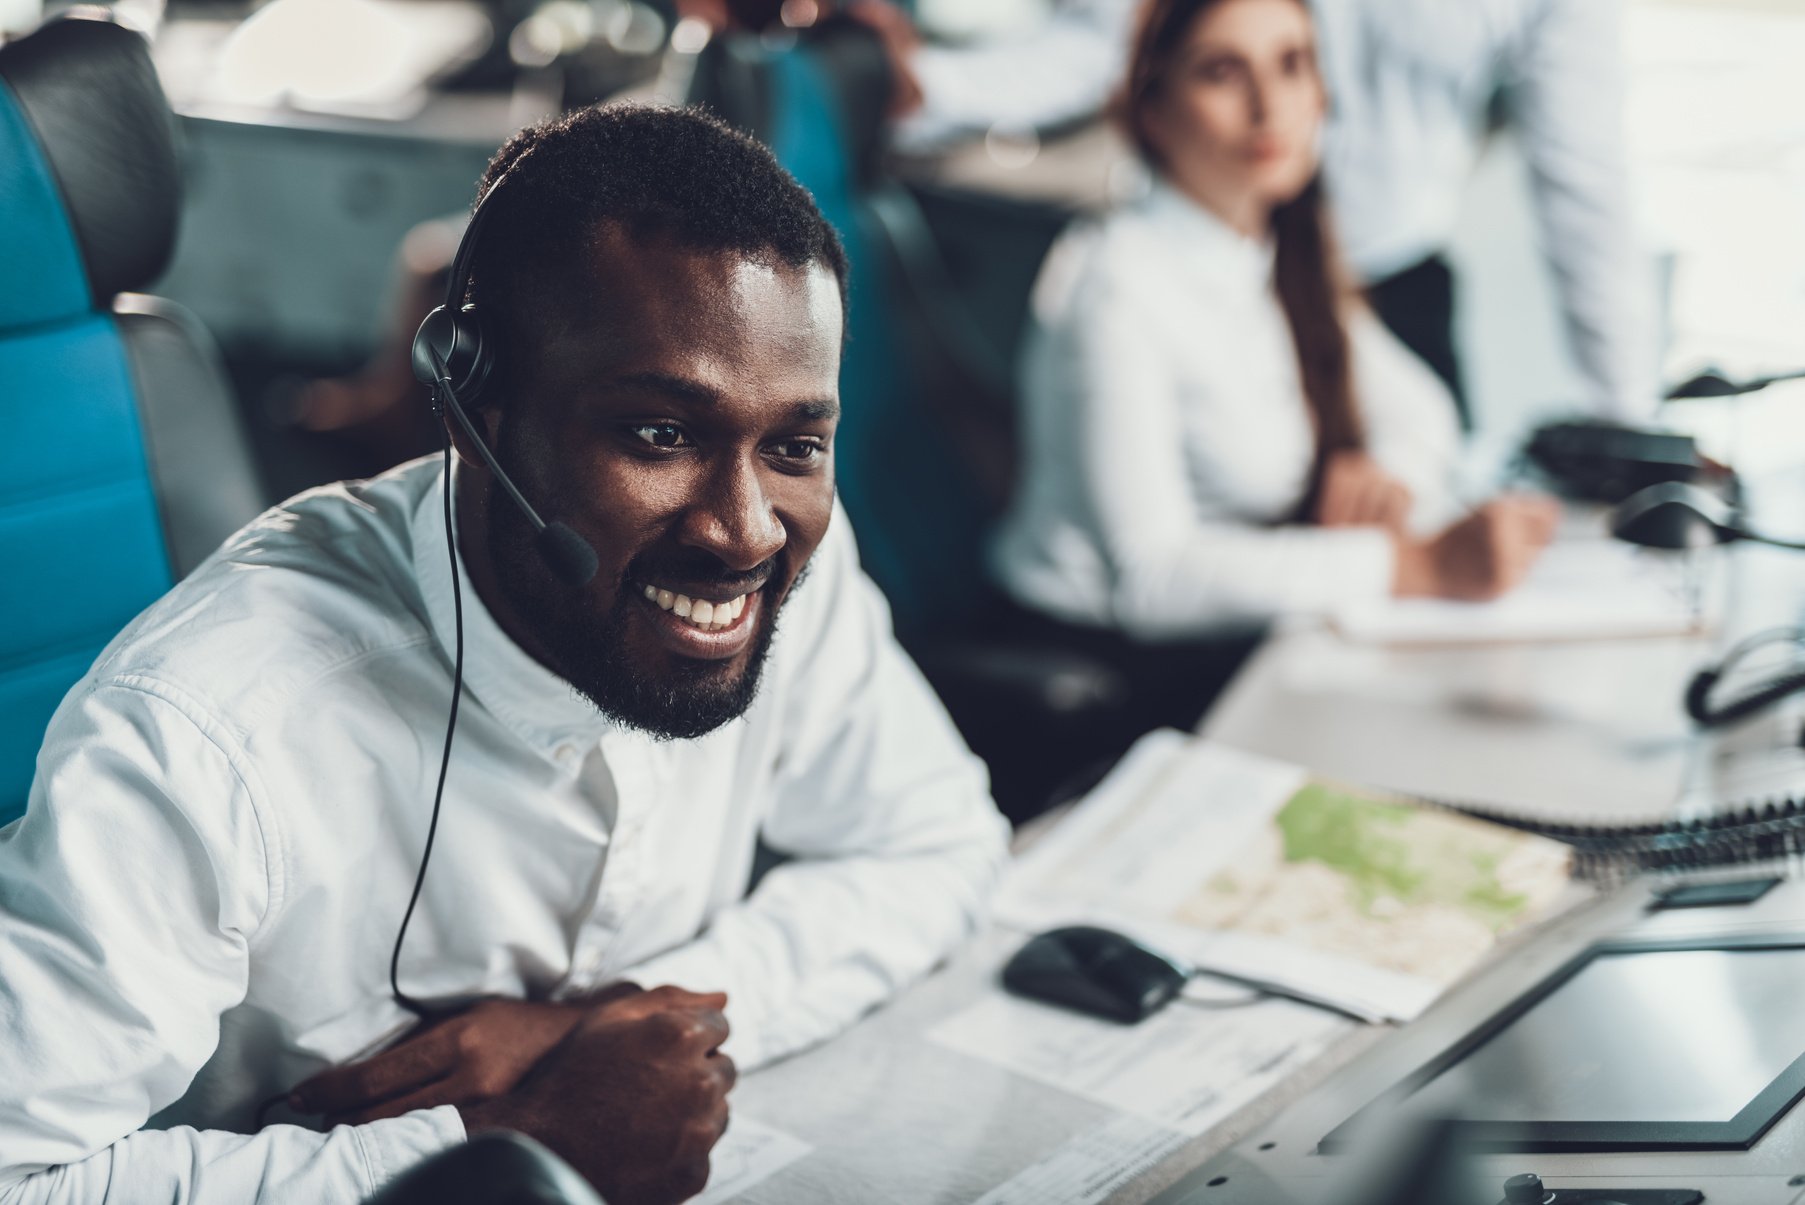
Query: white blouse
992 182 1463 639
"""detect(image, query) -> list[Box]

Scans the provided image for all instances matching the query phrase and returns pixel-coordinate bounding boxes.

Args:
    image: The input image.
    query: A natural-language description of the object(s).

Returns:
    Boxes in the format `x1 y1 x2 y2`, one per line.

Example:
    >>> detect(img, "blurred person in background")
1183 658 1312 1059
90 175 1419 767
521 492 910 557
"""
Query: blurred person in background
991 0 1558 727
880 0 1654 430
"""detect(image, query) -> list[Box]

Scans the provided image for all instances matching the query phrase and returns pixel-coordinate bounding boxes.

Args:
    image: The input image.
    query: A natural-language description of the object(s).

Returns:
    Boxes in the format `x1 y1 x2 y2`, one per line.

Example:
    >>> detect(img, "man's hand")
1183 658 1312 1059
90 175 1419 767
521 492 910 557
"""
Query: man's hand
290 983 644 1125
1315 450 1413 533
462 989 736 1205
1394 494 1562 600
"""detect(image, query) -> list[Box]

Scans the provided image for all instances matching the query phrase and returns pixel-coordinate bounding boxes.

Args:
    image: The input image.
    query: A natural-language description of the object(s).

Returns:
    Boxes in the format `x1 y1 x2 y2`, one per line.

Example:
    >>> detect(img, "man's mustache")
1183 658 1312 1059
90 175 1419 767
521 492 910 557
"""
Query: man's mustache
624 549 779 598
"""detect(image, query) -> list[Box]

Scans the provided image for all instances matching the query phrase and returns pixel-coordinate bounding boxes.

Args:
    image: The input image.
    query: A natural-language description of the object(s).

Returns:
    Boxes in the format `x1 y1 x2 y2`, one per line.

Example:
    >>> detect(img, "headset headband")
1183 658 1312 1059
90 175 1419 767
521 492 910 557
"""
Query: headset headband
444 167 513 313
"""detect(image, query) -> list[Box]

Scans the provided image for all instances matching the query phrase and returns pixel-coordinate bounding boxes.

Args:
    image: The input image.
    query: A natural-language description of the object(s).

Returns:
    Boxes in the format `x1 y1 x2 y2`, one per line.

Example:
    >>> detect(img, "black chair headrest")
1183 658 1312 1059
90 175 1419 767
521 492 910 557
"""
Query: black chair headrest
0 12 180 306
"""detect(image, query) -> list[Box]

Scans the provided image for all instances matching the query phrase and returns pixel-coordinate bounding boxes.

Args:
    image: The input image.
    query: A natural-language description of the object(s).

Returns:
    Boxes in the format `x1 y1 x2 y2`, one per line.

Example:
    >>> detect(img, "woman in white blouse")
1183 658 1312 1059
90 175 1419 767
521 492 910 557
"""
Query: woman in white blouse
992 0 1557 643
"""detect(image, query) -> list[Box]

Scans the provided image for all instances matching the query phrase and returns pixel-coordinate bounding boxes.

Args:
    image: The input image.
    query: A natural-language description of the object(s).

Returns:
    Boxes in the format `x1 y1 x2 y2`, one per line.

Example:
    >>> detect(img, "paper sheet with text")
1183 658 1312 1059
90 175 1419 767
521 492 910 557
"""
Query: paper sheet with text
930 989 1347 1139
690 1116 812 1204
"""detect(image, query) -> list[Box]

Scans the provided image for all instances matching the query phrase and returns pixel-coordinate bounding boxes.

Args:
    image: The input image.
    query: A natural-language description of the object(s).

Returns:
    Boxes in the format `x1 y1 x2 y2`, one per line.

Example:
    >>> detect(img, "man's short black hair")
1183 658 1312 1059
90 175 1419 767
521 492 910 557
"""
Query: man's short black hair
466 102 850 404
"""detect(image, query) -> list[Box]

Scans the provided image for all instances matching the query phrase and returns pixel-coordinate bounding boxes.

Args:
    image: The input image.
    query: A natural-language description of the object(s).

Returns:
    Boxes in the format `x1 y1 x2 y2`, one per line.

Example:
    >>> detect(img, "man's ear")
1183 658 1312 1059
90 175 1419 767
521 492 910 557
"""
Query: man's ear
443 398 502 477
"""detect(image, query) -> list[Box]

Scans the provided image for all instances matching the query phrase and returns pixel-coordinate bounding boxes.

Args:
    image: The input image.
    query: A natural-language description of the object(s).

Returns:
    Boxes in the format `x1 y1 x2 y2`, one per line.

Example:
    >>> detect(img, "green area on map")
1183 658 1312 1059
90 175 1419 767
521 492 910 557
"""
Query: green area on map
1271 782 1531 928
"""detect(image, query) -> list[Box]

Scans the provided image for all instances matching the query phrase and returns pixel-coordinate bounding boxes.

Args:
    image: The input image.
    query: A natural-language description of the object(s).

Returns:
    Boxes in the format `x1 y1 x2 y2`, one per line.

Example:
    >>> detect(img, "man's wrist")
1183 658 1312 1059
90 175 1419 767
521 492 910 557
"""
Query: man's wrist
568 980 644 1010
458 1094 530 1139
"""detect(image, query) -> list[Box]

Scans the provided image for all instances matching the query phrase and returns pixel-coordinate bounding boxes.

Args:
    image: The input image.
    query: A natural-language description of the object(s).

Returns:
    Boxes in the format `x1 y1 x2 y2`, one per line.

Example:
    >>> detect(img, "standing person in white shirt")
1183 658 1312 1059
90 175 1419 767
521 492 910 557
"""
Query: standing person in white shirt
1313 0 1656 428
993 0 1559 689
876 0 1653 428
0 104 1007 1205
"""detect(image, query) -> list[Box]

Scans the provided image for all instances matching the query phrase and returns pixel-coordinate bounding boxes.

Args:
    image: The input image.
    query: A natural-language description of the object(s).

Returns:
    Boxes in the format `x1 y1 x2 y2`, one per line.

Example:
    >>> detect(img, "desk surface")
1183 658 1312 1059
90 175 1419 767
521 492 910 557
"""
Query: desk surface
728 534 1805 1204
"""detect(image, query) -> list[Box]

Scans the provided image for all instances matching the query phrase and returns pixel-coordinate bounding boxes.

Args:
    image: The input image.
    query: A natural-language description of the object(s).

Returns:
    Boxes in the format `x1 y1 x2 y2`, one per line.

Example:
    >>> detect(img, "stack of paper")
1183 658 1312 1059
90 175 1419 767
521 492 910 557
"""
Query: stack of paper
1331 540 1708 645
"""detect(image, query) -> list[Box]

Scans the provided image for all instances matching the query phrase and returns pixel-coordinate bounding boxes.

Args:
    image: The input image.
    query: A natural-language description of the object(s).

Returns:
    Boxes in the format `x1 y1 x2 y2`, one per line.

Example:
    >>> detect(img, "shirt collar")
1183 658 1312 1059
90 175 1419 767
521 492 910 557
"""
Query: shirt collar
1140 177 1277 288
411 456 616 763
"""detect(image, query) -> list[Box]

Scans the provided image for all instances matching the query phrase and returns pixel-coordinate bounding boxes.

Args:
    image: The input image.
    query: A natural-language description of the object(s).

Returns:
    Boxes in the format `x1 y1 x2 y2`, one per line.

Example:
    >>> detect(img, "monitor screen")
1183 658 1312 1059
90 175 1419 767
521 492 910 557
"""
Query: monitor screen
1410 945 1805 1128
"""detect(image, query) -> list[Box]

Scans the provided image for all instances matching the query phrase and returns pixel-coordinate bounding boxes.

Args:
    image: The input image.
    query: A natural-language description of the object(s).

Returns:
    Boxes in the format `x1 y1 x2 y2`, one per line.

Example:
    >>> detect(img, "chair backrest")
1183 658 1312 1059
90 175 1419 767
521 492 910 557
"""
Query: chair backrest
0 14 264 825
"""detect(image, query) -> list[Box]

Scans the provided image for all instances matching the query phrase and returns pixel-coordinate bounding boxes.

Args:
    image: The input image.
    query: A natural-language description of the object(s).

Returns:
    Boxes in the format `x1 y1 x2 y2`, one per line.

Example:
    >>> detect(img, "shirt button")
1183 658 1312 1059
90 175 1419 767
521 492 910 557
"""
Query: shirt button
554 743 577 763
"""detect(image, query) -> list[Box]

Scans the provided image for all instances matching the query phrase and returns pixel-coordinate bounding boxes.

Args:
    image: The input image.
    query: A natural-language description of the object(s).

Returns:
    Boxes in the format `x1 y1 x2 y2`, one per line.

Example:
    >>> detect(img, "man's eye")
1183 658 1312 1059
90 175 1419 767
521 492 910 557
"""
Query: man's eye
629 424 691 449
771 438 826 465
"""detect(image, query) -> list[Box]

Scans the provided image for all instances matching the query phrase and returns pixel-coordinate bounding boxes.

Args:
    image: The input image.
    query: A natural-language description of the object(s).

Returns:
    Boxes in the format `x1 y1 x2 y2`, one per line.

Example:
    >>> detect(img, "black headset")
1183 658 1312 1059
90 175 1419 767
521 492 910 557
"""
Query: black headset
387 172 600 1016
410 171 601 590
258 174 599 1117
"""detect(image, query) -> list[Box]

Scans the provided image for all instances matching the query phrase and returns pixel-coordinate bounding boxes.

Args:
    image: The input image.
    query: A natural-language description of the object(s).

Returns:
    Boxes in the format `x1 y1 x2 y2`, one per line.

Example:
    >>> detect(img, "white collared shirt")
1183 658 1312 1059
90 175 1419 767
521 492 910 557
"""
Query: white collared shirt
1312 0 1658 420
992 182 1462 639
0 455 1008 1203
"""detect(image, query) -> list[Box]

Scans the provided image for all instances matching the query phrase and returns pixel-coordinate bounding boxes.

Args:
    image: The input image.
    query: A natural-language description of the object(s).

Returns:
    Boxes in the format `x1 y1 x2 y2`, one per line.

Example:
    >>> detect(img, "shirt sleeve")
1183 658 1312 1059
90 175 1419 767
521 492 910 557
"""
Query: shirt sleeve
0 681 464 1203
1510 0 1661 421
619 512 1010 1070
1040 274 1398 639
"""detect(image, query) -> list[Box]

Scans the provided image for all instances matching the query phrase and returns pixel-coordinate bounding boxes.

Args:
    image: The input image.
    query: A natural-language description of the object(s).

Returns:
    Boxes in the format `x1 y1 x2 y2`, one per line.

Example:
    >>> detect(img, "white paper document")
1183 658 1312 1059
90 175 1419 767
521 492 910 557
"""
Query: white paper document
690 1115 813 1204
928 989 1348 1136
1002 735 1310 924
972 1115 1191 1205
1331 540 1707 645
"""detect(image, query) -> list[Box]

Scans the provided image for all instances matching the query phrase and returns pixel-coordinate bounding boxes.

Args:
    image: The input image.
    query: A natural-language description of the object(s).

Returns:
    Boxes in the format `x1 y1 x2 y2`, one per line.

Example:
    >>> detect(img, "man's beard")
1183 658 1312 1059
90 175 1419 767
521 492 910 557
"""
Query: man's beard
484 455 783 742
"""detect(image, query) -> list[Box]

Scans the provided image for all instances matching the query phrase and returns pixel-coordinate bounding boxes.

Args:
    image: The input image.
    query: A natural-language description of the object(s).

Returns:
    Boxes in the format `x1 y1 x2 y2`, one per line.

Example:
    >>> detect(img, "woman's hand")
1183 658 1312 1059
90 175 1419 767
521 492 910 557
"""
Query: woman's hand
1393 494 1561 601
1315 450 1414 534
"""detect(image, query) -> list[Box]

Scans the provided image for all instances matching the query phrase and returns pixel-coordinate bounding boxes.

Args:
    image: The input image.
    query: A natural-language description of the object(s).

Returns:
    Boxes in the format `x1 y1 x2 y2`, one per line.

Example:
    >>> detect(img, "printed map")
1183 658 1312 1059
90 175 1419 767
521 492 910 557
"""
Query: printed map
1174 781 1572 985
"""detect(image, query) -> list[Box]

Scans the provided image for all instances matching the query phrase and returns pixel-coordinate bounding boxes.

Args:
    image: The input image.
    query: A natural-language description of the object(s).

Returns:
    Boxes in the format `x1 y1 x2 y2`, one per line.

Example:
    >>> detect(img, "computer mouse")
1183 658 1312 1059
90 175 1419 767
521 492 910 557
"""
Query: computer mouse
1001 925 1189 1023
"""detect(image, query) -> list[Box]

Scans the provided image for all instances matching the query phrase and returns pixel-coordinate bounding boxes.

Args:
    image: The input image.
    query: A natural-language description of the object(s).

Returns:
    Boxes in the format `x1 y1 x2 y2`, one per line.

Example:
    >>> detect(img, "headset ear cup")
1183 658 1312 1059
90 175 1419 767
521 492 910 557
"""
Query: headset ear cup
412 306 456 389
450 304 495 407
411 305 495 406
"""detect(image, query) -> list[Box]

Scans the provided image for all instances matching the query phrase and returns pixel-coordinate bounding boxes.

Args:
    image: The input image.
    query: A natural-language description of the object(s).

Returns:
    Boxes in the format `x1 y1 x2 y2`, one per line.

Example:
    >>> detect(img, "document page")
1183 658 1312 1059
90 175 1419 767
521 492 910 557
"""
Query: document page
690 1116 813 1204
929 989 1348 1136
971 1116 1191 1205
1331 540 1708 645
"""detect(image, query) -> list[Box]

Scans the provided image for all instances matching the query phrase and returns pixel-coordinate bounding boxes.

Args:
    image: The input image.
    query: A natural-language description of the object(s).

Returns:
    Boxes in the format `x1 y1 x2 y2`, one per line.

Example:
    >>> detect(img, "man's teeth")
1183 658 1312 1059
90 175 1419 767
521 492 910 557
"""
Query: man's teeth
642 585 749 632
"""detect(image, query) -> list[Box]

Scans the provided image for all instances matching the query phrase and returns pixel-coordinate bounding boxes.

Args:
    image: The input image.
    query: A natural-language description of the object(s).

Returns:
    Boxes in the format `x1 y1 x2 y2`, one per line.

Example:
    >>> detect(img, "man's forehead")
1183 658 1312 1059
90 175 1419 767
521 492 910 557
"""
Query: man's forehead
520 237 841 414
552 228 842 364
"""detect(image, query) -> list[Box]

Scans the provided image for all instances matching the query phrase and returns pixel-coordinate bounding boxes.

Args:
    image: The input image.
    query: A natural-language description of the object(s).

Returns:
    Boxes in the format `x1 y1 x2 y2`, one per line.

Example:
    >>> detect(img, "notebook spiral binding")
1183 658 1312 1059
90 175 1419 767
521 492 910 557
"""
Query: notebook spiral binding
1404 791 1805 884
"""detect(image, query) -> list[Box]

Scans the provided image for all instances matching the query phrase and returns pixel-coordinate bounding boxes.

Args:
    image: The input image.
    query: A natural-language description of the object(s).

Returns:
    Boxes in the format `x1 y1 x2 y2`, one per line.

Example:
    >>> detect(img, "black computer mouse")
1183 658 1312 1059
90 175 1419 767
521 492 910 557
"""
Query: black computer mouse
1001 925 1189 1023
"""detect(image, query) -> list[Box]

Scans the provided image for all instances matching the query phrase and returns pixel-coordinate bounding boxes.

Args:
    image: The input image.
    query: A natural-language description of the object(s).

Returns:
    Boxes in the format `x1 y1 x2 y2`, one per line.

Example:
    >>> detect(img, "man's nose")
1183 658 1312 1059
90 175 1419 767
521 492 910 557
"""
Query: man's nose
679 456 786 571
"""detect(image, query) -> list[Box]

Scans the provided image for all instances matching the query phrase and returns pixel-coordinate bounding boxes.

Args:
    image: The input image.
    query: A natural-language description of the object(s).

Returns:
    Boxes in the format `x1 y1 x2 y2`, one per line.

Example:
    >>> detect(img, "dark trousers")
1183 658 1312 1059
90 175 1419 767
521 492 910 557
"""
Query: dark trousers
1367 253 1470 431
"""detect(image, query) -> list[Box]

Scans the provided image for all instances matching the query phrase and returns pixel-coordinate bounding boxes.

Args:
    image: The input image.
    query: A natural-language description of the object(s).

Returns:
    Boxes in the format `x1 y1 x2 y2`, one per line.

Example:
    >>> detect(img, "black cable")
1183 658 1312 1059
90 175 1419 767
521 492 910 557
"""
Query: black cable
389 420 466 1017
1684 627 1805 729
262 374 467 1128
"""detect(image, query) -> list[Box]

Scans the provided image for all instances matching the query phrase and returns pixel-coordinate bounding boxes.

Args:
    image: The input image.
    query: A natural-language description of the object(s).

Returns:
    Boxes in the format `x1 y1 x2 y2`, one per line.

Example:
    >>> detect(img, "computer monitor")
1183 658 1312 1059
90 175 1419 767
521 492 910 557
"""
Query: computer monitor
1323 936 1805 1152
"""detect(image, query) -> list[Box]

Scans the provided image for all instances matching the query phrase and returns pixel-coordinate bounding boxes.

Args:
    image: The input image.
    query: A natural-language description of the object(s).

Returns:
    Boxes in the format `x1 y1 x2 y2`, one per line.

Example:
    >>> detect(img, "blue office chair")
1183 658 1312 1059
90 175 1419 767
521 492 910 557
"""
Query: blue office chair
0 14 265 826
689 22 1154 821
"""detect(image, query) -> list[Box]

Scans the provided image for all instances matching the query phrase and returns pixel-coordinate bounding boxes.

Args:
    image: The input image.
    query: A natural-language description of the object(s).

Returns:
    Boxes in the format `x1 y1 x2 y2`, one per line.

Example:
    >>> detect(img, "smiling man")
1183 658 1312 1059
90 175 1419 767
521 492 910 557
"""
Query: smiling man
0 105 1008 1205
